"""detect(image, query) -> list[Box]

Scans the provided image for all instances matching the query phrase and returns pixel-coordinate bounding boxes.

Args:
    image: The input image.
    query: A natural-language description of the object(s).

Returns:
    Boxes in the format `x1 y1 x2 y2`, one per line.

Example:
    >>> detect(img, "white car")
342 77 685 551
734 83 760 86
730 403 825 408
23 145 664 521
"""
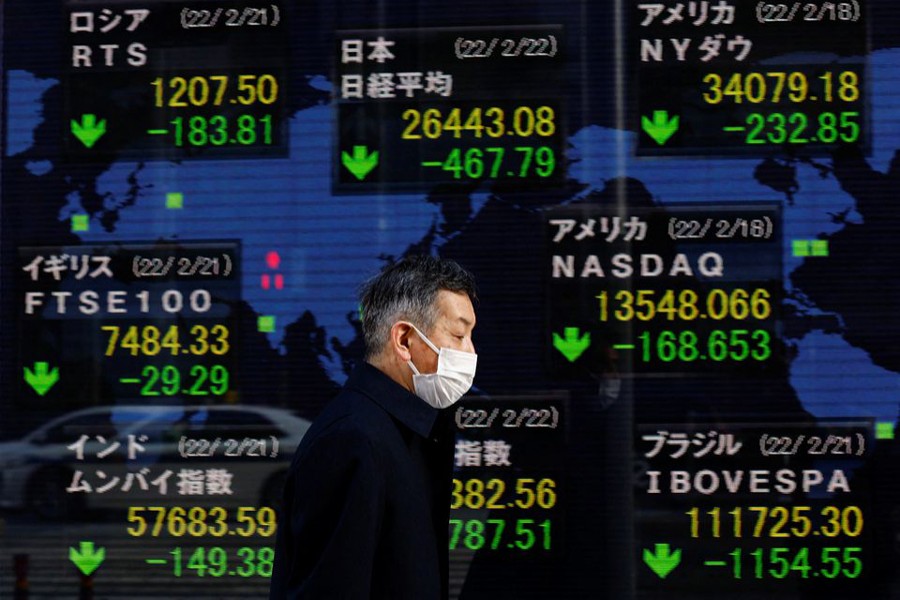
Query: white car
0 404 310 519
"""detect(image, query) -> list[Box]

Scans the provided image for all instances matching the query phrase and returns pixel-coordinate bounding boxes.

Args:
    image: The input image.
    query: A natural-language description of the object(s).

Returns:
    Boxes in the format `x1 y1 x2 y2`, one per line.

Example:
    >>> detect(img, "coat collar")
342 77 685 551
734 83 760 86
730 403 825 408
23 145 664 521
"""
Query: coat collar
346 362 441 439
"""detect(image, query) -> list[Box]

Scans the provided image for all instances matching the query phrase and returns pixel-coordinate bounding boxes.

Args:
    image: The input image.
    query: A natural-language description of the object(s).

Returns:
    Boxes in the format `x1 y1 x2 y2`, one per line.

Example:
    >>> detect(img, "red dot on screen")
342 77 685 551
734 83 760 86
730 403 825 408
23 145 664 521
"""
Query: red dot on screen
266 251 281 270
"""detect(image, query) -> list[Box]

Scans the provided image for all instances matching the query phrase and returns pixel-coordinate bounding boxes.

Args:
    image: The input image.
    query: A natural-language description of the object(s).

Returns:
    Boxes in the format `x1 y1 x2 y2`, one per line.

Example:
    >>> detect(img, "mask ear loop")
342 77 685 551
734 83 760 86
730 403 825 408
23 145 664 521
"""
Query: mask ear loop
406 323 441 355
404 322 439 376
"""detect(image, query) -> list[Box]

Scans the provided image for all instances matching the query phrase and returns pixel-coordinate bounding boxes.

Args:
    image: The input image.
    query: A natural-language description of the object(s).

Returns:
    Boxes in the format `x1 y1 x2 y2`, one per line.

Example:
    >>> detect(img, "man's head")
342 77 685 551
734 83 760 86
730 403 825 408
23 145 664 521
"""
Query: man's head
360 255 477 395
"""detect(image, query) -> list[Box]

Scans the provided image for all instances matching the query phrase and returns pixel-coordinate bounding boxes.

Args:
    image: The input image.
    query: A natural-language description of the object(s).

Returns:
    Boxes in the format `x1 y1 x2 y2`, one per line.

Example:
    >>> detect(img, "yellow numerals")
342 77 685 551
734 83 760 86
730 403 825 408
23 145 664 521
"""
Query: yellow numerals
101 324 230 356
450 478 557 510
151 74 279 108
597 288 772 322
401 106 556 140
686 506 863 538
126 506 276 537
702 71 859 104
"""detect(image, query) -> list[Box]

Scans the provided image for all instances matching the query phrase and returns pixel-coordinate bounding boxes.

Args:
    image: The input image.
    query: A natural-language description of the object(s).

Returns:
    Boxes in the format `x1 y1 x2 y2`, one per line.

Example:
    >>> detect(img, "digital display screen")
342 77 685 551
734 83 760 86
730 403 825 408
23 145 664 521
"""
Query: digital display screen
2 0 899 598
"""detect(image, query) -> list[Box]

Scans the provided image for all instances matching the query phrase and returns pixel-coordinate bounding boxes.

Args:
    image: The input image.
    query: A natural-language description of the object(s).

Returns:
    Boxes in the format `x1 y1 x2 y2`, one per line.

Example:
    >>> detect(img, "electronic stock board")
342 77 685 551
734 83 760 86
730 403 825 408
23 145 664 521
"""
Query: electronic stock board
1 0 899 598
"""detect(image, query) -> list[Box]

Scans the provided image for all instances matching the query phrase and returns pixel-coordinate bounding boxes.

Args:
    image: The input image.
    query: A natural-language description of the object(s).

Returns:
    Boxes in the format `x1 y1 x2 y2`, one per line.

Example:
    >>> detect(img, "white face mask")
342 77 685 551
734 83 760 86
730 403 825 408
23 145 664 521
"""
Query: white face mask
406 324 477 409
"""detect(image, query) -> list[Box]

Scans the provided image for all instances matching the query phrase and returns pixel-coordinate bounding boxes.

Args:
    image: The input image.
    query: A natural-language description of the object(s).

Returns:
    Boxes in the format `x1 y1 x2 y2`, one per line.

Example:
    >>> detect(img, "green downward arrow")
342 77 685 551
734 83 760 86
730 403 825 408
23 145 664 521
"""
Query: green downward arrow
342 145 379 180
641 110 679 146
24 361 59 396
643 543 681 579
69 541 105 576
552 327 591 362
71 114 107 148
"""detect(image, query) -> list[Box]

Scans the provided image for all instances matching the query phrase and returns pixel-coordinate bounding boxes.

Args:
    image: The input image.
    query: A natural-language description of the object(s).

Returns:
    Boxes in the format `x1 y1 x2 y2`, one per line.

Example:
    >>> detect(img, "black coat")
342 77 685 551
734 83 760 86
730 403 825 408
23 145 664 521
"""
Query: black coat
270 362 453 599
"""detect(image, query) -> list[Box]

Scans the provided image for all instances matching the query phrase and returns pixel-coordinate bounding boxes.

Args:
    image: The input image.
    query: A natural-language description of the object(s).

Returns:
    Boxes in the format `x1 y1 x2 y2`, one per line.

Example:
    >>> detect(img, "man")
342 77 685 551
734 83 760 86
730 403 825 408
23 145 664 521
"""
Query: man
270 255 477 599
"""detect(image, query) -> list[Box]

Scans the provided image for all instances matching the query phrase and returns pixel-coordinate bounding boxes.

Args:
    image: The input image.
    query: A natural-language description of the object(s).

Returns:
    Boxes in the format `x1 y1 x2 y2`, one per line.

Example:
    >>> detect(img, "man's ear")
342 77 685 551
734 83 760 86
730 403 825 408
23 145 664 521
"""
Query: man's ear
388 321 414 362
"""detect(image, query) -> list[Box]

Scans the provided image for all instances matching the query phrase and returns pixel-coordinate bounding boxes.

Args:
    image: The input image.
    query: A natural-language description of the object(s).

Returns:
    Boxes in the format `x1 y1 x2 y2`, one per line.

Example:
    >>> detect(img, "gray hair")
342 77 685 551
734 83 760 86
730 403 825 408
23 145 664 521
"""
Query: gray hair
360 255 476 360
